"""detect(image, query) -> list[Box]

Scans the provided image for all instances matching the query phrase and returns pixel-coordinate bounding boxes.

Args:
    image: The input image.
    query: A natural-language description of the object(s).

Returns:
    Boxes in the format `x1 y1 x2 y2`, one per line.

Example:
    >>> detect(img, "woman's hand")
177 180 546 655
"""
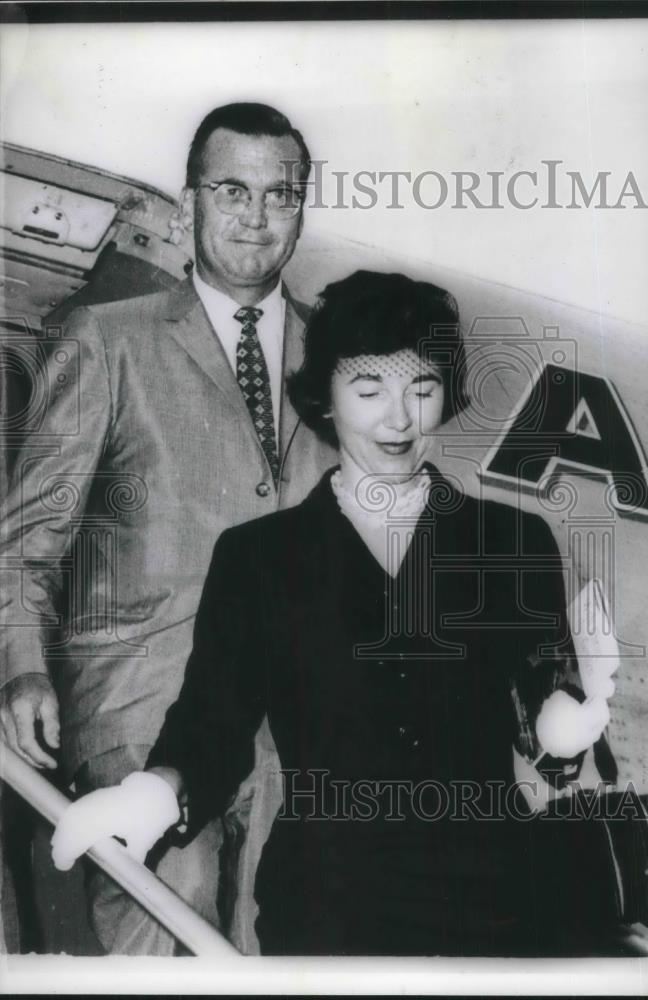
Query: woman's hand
535 690 610 759
51 770 181 871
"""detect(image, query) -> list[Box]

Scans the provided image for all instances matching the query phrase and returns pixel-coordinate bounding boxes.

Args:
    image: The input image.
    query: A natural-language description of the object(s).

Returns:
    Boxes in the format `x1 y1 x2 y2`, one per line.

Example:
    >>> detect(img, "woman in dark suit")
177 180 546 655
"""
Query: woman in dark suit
52 271 612 956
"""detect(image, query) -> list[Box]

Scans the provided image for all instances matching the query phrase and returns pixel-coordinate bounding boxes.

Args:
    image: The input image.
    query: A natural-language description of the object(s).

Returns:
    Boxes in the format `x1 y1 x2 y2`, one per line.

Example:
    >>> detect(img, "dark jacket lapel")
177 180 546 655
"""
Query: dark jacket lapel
423 464 478 559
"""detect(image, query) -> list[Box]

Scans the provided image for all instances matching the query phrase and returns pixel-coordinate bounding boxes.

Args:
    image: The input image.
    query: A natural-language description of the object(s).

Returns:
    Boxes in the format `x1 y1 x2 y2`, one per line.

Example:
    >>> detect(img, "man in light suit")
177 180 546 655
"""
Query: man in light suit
0 102 333 954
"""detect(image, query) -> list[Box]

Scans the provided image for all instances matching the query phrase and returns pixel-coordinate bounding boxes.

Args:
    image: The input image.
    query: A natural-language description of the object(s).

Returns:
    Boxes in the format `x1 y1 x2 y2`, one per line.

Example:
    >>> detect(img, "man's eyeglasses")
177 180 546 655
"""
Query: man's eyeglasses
196 182 306 219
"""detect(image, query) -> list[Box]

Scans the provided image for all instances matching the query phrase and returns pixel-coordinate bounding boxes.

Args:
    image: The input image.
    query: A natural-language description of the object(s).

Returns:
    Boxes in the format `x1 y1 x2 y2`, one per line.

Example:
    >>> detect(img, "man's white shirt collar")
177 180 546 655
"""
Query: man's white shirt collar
192 269 286 437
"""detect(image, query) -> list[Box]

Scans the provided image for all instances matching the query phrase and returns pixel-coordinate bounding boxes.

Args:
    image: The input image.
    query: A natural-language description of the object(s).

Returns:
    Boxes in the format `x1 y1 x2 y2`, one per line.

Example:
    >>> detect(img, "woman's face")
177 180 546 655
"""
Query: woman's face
329 349 445 482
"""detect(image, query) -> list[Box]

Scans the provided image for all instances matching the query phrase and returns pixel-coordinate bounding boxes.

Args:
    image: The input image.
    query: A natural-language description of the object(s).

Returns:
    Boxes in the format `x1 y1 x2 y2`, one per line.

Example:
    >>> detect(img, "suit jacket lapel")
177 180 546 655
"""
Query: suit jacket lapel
279 285 308 458
165 276 309 470
164 277 250 419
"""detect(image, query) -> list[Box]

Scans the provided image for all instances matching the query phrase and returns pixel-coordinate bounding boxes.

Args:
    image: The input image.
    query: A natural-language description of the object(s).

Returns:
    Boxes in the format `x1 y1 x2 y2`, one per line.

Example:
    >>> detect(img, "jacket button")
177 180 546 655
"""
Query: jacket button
256 482 271 498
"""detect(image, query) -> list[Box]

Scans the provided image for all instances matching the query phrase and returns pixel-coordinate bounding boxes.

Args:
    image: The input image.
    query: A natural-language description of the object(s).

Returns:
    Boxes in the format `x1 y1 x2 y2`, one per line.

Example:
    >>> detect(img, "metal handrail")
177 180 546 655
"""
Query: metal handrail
0 743 239 957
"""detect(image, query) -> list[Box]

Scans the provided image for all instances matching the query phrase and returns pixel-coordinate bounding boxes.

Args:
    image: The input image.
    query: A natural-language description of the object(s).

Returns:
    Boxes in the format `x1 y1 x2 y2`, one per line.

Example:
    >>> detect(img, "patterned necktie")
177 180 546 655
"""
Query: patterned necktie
234 306 280 486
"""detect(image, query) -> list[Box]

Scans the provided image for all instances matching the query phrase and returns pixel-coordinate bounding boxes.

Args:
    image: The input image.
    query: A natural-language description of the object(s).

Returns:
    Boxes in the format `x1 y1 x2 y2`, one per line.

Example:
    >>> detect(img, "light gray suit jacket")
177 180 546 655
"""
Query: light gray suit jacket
1 277 334 778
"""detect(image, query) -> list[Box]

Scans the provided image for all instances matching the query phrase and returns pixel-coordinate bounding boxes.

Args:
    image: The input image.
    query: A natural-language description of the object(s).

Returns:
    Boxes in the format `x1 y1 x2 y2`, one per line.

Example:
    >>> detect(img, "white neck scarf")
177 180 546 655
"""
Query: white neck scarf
330 468 431 529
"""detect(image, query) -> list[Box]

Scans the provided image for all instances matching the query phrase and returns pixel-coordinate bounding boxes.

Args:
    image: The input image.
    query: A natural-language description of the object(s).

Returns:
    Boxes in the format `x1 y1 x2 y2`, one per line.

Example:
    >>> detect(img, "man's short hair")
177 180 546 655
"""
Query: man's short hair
185 102 311 187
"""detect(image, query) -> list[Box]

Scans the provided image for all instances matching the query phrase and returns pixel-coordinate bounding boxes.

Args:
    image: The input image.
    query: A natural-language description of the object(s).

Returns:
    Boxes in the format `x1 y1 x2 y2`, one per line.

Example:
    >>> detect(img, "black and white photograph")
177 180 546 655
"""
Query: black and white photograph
0 2 647 993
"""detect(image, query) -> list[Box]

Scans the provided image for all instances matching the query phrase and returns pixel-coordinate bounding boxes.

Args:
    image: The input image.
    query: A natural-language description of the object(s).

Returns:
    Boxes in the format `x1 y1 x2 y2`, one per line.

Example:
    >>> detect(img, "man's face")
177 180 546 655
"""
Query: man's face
182 128 305 303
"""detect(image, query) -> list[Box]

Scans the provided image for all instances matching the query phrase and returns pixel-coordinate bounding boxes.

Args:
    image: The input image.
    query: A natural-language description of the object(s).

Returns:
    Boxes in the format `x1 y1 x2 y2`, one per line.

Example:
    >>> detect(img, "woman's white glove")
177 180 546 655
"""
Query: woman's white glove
51 771 181 871
535 690 610 760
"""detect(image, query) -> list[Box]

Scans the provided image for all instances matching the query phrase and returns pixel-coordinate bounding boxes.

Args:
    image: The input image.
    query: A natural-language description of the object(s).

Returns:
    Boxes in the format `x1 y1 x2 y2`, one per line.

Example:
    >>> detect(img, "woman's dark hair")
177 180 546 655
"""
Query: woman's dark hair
288 270 470 446
186 102 311 188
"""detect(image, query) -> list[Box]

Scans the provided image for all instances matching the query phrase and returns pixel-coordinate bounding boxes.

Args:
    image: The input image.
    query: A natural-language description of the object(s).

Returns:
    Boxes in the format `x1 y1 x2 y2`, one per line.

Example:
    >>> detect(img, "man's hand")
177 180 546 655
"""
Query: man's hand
0 673 60 768
51 770 181 871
